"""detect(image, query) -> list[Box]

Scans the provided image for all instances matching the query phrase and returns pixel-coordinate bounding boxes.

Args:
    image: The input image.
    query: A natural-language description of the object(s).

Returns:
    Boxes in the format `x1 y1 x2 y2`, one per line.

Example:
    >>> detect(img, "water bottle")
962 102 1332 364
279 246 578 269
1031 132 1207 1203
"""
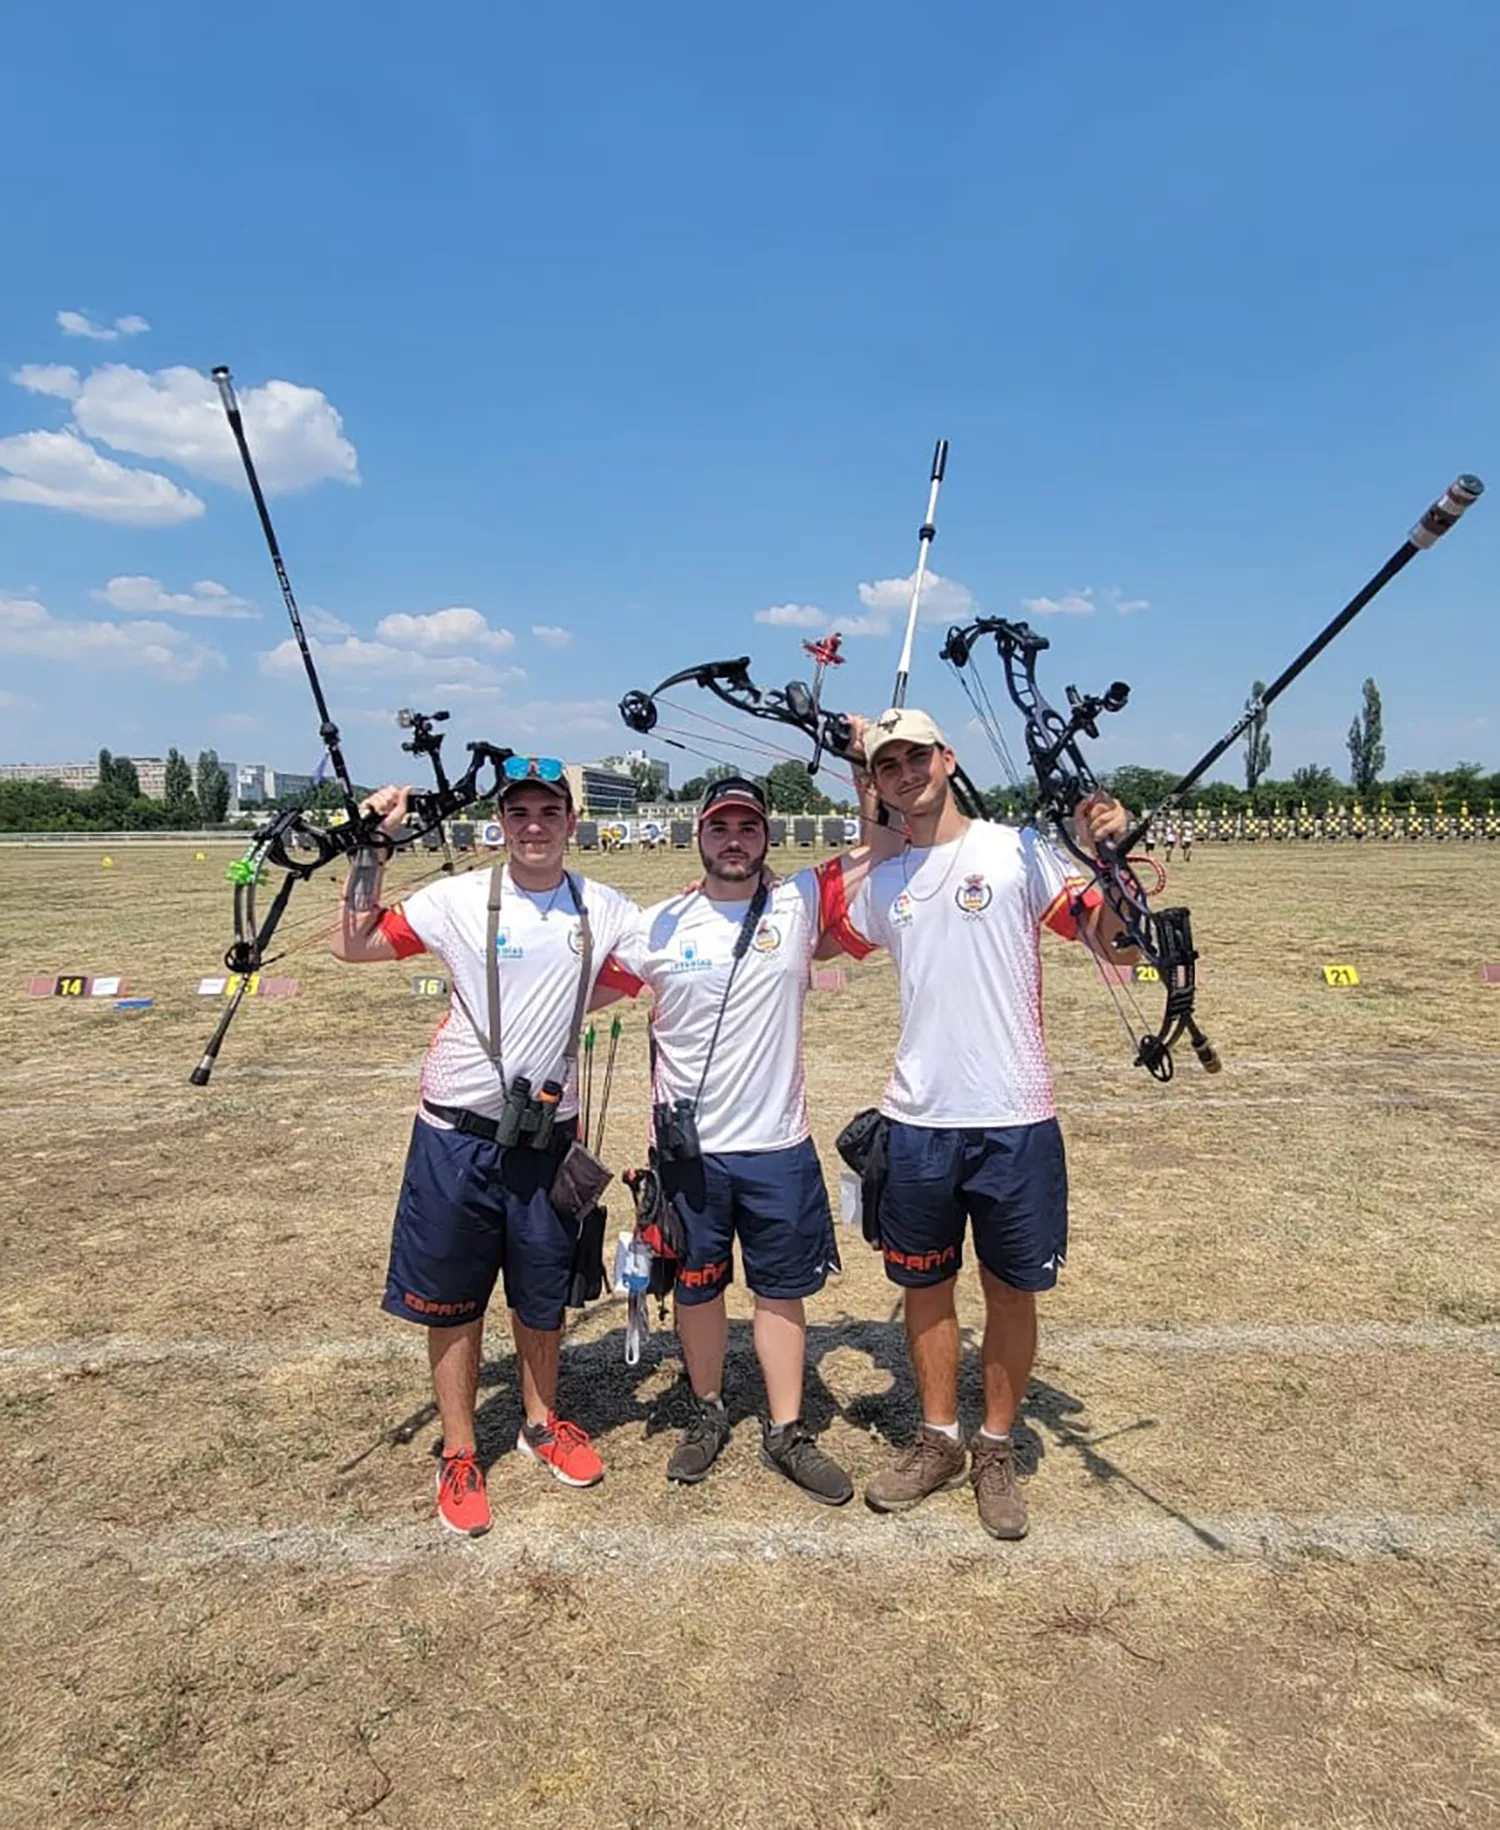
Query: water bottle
623 1235 652 1295
838 1168 863 1230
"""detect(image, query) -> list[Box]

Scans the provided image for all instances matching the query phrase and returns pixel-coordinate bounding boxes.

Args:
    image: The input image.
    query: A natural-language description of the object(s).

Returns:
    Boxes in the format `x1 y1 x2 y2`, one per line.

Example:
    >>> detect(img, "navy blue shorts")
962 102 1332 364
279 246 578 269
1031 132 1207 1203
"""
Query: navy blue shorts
878 1118 1068 1292
383 1115 580 1332
662 1137 840 1307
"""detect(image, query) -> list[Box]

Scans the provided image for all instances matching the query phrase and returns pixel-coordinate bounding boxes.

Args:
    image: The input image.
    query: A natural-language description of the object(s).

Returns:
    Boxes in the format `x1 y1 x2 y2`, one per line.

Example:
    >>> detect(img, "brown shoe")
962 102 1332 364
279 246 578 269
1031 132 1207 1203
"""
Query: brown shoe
970 1432 1028 1540
865 1425 967 1513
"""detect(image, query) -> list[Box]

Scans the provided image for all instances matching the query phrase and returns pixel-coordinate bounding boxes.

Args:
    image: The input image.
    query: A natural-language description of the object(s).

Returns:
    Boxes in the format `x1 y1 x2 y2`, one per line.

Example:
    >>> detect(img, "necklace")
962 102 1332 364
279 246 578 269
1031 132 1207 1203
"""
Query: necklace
501 867 569 917
900 823 972 903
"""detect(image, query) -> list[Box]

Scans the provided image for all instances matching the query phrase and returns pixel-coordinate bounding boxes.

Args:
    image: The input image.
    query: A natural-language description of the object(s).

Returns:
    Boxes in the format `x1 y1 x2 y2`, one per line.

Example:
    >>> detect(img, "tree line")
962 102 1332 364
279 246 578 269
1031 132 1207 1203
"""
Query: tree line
0 747 232 832
3 679 1492 831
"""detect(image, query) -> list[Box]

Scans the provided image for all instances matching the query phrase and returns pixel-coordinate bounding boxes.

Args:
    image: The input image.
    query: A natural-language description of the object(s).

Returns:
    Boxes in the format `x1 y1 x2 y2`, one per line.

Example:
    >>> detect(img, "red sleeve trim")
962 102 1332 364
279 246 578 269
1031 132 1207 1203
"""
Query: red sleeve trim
815 857 878 961
1040 879 1103 942
378 906 427 960
596 955 646 998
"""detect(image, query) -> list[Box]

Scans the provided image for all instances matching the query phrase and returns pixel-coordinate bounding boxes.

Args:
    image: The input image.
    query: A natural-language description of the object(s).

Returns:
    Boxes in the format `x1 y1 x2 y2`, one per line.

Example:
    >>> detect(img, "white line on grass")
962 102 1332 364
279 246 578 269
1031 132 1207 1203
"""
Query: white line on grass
3 1086 1499 1125
0 1053 1496 1092
4 1507 1496 1578
4 1320 1496 1376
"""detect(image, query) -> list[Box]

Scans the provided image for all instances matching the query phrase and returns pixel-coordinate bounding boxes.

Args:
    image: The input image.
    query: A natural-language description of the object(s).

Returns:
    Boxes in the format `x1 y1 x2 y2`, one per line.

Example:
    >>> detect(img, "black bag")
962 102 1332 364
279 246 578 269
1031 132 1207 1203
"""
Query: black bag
835 1107 890 1248
567 1202 607 1309
552 1138 613 1224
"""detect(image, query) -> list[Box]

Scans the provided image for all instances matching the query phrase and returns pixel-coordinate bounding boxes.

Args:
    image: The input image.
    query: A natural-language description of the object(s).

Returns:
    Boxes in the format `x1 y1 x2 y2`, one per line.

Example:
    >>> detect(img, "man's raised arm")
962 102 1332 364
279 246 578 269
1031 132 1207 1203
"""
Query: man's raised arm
331 784 423 963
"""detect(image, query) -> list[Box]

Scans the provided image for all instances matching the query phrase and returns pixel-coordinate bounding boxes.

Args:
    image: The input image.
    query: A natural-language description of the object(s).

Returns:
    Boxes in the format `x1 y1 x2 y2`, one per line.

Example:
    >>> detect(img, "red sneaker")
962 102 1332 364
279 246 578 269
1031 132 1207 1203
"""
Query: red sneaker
518 1413 604 1488
435 1447 491 1537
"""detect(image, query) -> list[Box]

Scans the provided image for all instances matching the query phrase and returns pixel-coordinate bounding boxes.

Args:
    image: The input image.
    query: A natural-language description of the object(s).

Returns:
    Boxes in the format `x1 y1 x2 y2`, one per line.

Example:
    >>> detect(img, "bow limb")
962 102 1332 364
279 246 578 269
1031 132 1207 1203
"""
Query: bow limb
620 655 854 778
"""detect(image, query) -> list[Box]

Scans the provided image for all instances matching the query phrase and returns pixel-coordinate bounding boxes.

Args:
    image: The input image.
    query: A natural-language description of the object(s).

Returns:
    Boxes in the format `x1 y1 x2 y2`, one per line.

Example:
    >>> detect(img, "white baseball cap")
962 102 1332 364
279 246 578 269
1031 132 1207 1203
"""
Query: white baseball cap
862 707 949 765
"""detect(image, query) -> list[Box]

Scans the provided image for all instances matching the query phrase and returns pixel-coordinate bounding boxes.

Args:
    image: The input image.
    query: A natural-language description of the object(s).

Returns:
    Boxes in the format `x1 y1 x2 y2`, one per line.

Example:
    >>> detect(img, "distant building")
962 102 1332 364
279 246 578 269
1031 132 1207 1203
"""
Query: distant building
566 762 636 815
132 757 167 798
0 761 101 792
0 756 167 797
232 763 267 810
265 769 316 801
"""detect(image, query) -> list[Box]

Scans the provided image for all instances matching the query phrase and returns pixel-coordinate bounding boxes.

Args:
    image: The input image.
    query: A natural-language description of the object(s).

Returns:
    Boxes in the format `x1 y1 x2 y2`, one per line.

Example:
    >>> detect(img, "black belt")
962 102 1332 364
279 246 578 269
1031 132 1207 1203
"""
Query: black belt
422 1099 575 1146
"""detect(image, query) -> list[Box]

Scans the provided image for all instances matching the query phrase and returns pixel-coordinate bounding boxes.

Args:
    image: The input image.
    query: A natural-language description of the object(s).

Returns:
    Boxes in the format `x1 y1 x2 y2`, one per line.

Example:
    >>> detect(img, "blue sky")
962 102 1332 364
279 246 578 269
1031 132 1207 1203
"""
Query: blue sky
1 1 1495 795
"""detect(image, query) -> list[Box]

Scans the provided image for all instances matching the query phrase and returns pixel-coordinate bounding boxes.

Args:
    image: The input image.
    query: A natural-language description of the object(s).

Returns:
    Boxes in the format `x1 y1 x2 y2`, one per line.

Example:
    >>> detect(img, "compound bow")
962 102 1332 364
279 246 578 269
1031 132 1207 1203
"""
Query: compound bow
190 370 517 1086
941 616 1212 1080
942 471 1485 1081
619 655 856 783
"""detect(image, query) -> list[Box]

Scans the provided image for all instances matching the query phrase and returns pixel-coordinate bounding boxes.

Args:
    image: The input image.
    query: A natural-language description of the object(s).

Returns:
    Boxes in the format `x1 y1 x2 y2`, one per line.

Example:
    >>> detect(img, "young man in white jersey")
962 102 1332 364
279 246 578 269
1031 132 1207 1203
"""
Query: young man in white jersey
333 761 637 1537
601 772 895 1503
821 709 1135 1540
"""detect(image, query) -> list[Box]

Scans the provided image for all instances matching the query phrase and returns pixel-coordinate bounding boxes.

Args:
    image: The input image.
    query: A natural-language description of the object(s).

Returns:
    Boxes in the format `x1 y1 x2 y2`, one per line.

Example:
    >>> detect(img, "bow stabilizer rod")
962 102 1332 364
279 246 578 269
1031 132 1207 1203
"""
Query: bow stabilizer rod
1122 473 1484 852
891 438 948 708
211 365 361 824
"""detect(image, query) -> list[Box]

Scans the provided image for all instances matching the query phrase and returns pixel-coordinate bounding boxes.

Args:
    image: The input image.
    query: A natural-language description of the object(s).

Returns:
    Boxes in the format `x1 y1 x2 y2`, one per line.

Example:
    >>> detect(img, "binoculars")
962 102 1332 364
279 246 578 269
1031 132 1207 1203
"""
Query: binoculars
497 1075 564 1150
652 1097 701 1163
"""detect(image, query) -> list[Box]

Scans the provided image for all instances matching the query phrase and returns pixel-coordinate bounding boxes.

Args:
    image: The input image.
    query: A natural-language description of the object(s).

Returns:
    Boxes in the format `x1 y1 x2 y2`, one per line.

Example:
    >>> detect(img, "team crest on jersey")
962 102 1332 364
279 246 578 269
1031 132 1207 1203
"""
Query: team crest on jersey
493 930 525 960
955 874 993 917
751 918 782 954
567 927 583 955
890 890 914 928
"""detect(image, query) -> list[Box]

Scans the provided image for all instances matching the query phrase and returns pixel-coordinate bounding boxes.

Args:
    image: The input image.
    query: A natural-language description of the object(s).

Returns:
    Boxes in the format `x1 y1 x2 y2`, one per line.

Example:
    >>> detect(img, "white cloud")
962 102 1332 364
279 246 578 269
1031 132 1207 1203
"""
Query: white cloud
1020 591 1094 617
1020 587 1150 618
833 614 894 639
506 698 617 739
0 685 38 713
0 429 205 526
58 310 152 341
94 575 259 620
69 363 358 495
303 604 355 638
754 603 827 629
11 364 81 400
857 569 977 627
375 606 514 651
259 632 522 688
531 623 573 647
0 594 224 681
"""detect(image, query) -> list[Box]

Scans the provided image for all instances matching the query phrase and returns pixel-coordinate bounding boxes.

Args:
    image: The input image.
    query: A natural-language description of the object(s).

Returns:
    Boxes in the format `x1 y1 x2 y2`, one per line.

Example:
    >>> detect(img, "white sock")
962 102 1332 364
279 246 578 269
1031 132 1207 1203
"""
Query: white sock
924 1419 961 1442
978 1427 1011 1444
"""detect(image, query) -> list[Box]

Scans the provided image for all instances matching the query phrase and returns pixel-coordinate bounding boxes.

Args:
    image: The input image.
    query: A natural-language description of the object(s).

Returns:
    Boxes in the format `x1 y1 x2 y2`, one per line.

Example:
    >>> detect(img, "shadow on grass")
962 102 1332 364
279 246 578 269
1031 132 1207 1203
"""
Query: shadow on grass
334 1300 1227 1549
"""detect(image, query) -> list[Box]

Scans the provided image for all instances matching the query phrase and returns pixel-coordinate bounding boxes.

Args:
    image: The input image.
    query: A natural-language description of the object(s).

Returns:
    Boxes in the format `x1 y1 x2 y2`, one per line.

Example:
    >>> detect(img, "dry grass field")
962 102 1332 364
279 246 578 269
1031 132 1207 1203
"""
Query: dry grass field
1 837 1497 1830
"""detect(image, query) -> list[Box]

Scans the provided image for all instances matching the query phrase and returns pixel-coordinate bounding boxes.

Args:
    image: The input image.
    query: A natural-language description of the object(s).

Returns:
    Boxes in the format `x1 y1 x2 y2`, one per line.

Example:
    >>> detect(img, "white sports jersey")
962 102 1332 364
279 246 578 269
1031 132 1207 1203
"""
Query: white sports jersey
611 870 829 1154
396 868 638 1120
838 822 1087 1128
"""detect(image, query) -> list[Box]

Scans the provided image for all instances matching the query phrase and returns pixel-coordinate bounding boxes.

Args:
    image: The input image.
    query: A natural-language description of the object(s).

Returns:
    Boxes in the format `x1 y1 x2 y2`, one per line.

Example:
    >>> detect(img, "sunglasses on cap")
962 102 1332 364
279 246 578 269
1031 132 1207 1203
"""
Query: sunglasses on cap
502 756 565 783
